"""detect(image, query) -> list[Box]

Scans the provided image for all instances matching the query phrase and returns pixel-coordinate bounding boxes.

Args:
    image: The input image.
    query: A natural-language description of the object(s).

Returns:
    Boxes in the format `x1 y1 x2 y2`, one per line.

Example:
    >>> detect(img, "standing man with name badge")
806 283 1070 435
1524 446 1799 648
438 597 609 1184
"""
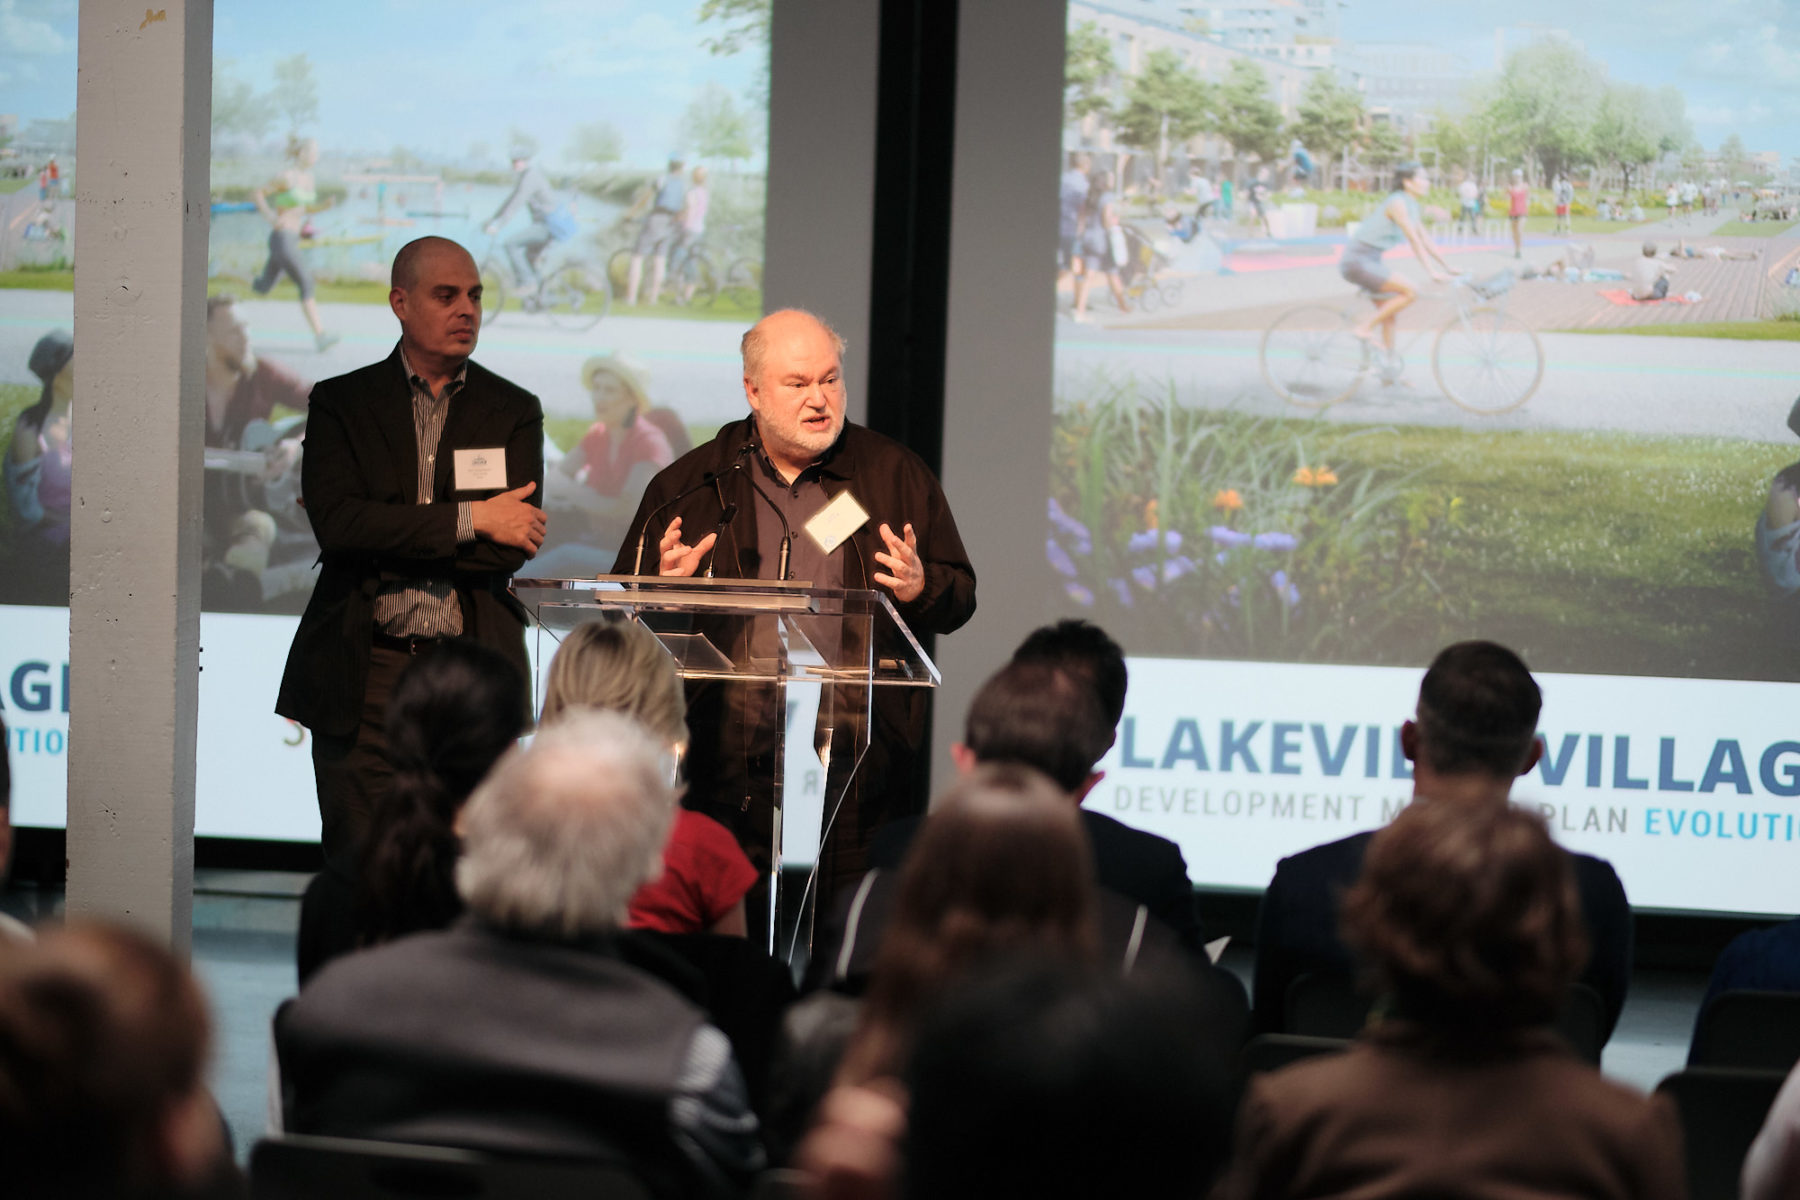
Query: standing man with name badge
278 236 546 866
615 308 975 910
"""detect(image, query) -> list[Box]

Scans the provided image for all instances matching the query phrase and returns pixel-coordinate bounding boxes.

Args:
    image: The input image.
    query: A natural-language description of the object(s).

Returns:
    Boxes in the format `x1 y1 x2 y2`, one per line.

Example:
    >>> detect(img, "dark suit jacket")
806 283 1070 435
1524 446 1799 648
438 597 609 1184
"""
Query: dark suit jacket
1251 829 1633 1040
276 347 543 736
869 807 1207 954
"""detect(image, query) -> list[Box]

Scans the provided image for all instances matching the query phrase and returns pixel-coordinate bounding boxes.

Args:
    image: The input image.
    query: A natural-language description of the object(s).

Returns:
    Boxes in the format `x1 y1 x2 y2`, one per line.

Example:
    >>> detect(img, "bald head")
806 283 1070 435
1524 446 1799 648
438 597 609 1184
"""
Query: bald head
741 308 844 384
389 237 482 373
391 236 474 292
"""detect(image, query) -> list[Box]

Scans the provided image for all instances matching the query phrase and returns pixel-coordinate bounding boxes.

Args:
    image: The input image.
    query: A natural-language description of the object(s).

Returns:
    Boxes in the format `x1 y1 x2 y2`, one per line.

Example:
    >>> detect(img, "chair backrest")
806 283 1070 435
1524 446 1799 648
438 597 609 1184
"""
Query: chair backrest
1689 990 1800 1071
1284 971 1369 1039
1286 972 1607 1064
1239 1032 1350 1078
250 1134 654 1200
1556 982 1606 1066
1654 1067 1787 1200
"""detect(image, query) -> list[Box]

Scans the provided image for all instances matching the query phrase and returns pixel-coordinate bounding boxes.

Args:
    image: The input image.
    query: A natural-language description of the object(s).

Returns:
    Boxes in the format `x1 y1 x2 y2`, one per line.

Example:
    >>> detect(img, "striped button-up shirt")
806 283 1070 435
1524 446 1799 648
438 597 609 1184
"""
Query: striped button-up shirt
371 348 478 637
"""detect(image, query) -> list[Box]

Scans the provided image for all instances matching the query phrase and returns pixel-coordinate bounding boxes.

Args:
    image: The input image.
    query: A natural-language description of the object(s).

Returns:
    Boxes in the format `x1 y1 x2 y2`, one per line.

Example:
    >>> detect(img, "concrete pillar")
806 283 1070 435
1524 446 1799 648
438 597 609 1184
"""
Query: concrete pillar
66 1 212 949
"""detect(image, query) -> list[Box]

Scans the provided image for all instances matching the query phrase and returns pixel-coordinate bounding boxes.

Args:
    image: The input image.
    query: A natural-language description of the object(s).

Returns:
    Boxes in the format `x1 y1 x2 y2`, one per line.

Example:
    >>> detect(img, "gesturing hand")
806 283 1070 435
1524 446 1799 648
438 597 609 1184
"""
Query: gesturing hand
872 522 924 604
658 516 718 577
472 481 546 553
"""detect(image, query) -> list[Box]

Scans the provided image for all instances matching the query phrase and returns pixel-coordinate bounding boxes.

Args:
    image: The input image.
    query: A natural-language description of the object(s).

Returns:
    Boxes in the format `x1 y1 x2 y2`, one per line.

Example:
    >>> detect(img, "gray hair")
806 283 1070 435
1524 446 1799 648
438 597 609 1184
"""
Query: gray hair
740 308 846 383
455 711 676 938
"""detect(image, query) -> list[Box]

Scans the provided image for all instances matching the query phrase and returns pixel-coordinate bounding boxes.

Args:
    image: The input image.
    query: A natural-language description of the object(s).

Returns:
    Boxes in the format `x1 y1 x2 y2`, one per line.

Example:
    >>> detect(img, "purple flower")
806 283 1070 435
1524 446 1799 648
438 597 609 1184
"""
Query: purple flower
1047 537 1079 579
1048 497 1091 543
1162 555 1197 582
1253 531 1298 552
1127 528 1186 554
1132 565 1158 590
1065 582 1095 607
1109 578 1134 607
1271 569 1300 608
1209 526 1251 548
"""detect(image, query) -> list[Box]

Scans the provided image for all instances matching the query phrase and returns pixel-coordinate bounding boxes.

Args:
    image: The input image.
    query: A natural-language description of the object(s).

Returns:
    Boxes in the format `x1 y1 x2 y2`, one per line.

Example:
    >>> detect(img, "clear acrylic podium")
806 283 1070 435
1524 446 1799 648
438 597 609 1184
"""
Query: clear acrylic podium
511 575 940 958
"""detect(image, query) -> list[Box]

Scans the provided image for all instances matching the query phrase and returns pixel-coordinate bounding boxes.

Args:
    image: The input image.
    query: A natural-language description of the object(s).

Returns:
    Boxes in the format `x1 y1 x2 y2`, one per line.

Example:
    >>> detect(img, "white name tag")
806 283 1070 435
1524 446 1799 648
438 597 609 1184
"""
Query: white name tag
804 489 870 554
453 447 508 491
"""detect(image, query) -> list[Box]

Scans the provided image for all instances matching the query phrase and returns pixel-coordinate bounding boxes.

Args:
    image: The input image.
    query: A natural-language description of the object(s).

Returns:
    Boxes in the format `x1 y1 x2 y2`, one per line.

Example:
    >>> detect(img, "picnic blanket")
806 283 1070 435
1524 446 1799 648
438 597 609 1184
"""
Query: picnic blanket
1597 288 1695 307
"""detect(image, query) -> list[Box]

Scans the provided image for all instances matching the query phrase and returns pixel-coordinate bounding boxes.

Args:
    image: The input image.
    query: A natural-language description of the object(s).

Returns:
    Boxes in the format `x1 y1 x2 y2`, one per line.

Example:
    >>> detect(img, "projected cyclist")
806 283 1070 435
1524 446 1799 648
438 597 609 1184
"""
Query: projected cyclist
483 145 564 302
1340 161 1454 352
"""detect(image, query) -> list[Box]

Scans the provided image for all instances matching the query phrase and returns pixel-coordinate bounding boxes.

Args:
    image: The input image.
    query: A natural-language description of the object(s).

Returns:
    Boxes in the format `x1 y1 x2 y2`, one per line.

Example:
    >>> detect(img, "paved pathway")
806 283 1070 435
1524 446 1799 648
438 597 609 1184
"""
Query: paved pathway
0 288 749 427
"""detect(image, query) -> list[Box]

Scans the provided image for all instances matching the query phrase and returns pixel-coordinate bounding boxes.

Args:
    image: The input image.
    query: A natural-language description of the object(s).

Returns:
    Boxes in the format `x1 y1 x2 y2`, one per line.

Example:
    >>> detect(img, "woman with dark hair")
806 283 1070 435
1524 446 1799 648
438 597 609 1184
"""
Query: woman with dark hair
4 330 74 601
296 640 527 984
1216 800 1683 1200
791 765 1099 1184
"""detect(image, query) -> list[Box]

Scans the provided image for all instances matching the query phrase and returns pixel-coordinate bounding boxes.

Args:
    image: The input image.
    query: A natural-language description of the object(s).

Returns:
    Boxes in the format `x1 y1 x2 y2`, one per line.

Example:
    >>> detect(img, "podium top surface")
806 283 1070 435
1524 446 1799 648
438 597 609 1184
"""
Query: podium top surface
512 575 940 687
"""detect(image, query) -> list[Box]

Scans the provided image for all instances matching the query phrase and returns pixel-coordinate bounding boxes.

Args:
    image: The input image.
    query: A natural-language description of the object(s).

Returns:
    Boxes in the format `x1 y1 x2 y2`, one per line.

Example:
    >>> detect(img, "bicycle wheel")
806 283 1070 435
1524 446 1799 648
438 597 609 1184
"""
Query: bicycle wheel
1137 282 1161 313
543 261 608 331
1259 304 1367 408
713 258 762 311
1159 280 1184 309
478 257 508 328
1432 306 1543 415
676 249 719 307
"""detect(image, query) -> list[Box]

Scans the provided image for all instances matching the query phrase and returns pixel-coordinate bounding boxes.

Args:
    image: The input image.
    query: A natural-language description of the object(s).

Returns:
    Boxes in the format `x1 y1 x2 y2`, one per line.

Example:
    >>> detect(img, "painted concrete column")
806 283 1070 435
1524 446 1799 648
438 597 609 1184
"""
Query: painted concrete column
67 1 212 949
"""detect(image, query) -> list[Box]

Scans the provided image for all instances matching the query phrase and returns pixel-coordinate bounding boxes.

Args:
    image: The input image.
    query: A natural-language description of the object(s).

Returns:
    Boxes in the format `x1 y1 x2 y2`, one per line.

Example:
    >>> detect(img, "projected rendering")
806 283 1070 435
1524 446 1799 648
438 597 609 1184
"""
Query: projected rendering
0 0 771 838
1051 1 1800 910
1052 0 1800 683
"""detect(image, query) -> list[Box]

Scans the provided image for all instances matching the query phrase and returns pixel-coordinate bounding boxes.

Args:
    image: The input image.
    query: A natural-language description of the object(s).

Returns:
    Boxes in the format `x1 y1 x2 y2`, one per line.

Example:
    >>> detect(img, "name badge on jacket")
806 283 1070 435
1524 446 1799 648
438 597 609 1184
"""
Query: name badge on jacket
453 448 507 491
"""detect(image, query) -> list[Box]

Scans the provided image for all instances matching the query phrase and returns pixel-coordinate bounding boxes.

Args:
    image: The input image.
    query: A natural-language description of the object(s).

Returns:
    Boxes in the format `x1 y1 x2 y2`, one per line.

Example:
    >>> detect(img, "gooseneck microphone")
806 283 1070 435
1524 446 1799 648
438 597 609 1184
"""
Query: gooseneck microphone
630 440 757 575
702 503 739 578
732 438 794 581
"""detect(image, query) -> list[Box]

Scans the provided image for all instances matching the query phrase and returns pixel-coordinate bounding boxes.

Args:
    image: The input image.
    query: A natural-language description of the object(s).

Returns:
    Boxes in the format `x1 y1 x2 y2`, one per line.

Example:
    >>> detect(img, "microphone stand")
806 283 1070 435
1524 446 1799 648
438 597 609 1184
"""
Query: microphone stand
630 441 755 575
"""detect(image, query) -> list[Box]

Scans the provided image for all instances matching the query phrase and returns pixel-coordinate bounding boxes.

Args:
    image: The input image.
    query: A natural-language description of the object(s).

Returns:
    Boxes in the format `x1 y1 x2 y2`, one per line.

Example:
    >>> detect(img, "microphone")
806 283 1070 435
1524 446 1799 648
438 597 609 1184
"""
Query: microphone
629 440 755 575
733 438 794 581
702 503 739 578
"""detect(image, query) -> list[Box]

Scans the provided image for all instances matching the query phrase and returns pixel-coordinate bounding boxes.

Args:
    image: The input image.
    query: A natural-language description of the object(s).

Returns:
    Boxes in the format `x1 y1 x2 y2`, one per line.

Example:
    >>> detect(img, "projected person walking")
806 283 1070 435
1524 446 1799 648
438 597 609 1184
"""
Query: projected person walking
1339 162 1454 352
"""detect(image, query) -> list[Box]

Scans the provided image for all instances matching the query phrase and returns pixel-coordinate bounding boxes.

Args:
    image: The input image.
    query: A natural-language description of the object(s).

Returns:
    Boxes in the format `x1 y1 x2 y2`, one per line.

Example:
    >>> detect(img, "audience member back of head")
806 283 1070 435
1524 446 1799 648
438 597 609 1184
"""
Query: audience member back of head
296 639 527 985
904 956 1237 1200
1217 800 1680 1200
0 921 241 1200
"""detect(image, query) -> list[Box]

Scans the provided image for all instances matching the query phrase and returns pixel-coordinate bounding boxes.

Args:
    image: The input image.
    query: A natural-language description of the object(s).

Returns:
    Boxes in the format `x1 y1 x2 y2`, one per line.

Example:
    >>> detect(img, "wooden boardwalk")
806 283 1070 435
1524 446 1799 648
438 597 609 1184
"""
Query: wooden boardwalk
1141 235 1800 335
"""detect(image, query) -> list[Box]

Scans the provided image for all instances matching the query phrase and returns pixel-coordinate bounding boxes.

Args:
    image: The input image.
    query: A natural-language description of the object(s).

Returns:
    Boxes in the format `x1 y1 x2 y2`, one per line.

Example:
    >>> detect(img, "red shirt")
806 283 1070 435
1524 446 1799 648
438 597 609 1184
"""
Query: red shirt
627 810 759 934
577 417 673 497
1509 184 1530 218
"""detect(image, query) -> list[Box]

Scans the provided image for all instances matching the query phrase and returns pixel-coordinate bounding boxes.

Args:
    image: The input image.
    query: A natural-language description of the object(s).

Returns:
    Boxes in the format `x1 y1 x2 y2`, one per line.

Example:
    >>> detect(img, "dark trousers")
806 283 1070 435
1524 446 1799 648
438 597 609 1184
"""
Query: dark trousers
309 642 422 867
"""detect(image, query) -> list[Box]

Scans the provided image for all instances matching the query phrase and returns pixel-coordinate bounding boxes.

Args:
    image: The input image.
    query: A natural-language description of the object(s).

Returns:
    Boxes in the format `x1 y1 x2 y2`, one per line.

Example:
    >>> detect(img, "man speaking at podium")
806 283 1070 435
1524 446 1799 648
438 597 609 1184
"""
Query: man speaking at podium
615 308 975 900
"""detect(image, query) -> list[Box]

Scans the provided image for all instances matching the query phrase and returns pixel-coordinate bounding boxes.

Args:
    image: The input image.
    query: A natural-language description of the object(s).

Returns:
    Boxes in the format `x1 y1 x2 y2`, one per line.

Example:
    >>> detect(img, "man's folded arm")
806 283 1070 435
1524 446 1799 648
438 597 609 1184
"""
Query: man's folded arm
301 393 461 560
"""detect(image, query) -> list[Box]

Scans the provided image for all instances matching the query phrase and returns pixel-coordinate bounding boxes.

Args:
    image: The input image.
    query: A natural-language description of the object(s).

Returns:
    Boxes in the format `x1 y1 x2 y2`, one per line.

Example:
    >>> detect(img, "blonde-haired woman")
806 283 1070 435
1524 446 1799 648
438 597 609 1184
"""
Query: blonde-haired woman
252 135 338 352
542 619 757 935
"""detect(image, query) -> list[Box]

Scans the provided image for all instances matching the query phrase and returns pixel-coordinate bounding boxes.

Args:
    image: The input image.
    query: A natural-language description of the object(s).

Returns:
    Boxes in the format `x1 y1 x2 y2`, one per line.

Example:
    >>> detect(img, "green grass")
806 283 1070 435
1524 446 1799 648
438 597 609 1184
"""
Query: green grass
1711 219 1798 237
205 275 393 306
1052 386 1800 680
1345 424 1794 680
0 268 72 291
1556 319 1800 341
0 178 32 195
